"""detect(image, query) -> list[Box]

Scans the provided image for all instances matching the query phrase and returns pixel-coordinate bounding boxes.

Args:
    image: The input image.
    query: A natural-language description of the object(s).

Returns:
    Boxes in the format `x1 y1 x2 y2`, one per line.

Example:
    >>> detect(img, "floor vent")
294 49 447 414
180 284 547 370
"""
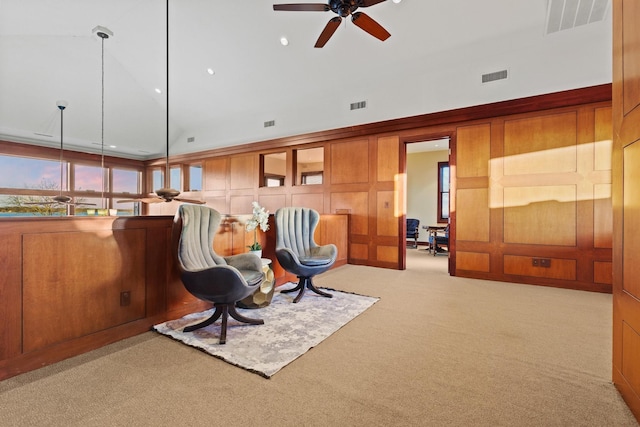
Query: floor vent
350 100 367 110
264 120 275 128
482 69 508 83
545 0 610 34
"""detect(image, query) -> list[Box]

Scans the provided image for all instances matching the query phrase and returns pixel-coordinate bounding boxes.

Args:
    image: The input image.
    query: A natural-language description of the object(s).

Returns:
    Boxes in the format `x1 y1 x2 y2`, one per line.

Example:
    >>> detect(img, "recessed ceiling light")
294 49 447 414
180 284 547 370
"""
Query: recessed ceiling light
207 68 215 75
109 145 117 148
280 37 289 46
392 0 402 3
155 88 162 94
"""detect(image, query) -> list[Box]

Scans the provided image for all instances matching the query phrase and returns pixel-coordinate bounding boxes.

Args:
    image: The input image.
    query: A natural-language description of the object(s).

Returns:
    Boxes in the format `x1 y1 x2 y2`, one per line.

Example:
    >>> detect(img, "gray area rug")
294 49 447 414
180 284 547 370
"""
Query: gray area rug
153 286 379 378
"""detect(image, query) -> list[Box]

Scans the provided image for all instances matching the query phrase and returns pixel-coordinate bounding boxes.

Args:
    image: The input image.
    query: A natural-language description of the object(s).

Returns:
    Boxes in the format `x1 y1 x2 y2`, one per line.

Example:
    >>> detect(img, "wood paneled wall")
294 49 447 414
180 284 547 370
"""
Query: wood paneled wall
145 85 612 291
454 104 613 292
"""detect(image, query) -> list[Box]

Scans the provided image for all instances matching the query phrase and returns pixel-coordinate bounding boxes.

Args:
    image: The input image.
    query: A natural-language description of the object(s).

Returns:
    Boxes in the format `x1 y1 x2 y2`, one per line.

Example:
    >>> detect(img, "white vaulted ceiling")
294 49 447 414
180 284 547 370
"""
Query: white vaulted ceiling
0 0 612 160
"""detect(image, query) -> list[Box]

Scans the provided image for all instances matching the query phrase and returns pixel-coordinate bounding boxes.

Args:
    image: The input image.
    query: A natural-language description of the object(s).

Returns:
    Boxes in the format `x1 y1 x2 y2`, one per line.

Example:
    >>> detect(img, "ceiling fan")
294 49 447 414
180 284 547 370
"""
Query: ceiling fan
25 101 96 207
119 0 204 205
273 0 391 48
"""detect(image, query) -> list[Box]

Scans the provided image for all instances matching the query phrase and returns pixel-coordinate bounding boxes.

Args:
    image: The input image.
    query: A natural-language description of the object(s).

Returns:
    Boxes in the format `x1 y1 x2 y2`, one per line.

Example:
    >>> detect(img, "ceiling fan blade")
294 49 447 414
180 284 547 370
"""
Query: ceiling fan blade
273 3 329 12
315 16 342 48
117 197 163 204
359 0 387 7
174 197 207 205
351 12 390 41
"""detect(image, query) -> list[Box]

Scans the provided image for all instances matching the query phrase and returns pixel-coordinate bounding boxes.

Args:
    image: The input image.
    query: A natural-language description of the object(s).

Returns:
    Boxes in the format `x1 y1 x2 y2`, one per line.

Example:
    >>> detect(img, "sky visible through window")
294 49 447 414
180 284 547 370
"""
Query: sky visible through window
0 155 139 208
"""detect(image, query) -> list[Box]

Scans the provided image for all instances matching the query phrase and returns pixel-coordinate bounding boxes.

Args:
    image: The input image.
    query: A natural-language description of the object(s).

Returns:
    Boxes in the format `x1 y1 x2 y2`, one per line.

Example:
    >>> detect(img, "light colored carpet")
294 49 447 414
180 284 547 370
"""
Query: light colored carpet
153 287 378 378
0 250 637 426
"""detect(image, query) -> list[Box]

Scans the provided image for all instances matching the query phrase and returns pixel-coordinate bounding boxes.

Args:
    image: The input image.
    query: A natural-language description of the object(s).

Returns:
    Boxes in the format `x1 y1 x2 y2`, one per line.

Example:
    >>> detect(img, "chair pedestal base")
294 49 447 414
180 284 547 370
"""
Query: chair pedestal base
281 276 333 303
183 303 264 344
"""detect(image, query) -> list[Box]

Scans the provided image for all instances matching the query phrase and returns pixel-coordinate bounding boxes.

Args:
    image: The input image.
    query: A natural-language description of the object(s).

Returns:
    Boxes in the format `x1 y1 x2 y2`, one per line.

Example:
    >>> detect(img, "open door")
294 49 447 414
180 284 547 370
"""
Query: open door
612 0 640 421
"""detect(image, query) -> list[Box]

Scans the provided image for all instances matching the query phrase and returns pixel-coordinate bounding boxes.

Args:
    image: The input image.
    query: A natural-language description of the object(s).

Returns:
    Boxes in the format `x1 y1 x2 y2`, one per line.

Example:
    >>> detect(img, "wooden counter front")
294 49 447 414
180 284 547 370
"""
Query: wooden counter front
0 213 348 380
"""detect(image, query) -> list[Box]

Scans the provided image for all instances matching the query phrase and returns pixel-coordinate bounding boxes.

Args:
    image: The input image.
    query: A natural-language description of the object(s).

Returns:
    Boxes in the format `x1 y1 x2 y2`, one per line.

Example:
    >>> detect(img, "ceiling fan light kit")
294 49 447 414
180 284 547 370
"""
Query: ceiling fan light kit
273 0 391 48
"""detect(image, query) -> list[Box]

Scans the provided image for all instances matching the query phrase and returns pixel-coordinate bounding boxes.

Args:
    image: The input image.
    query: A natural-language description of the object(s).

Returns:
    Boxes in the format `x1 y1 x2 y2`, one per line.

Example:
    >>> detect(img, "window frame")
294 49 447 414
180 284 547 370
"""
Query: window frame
437 161 450 223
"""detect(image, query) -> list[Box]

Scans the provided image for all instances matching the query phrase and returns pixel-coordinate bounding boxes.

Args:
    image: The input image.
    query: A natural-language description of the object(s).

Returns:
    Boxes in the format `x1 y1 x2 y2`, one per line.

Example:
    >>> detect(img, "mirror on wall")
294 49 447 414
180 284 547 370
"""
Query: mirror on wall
262 152 286 187
295 147 324 185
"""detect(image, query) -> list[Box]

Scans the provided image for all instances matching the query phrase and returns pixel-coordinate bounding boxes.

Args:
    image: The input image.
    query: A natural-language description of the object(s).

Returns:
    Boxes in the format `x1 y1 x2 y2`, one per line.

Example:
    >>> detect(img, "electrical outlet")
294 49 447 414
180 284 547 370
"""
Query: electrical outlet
532 258 539 267
120 291 131 306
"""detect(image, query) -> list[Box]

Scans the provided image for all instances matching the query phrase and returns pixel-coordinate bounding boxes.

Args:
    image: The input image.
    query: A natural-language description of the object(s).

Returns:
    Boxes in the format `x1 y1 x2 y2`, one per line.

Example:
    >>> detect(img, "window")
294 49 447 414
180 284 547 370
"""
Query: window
438 162 450 222
0 155 66 190
301 171 323 185
0 151 143 217
261 152 286 187
152 169 164 191
112 168 140 194
188 164 203 191
74 164 104 192
295 147 324 185
170 166 181 191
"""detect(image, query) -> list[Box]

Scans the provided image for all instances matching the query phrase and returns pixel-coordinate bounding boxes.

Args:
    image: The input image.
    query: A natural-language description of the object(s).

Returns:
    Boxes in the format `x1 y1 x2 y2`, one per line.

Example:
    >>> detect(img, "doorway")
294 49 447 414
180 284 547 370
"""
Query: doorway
403 137 451 271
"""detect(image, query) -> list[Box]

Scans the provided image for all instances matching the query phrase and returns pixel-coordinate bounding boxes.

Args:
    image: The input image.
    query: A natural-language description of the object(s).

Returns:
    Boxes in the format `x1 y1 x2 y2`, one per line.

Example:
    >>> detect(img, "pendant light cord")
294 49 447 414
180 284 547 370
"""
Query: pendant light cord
101 34 106 209
165 0 170 189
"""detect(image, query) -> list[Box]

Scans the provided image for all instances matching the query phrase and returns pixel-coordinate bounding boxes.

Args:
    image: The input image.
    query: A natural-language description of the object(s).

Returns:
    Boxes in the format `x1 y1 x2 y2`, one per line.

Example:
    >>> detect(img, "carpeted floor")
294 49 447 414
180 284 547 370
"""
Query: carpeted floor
0 249 637 426
153 287 378 378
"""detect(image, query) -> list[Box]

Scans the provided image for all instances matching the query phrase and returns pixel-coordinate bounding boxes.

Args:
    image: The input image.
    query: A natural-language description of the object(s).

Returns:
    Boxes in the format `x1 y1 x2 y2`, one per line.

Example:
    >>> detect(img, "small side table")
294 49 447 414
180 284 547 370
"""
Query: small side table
237 258 275 309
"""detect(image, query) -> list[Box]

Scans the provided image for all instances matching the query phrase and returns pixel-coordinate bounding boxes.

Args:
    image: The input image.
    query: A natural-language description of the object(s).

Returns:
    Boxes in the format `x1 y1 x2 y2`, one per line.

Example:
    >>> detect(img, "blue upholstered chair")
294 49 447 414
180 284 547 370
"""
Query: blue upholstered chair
275 207 337 303
406 218 420 248
172 204 264 344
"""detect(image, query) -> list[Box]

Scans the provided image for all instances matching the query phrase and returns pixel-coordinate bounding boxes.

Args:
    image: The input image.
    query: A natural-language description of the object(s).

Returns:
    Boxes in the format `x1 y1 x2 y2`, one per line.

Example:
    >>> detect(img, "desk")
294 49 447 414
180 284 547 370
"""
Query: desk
422 225 447 253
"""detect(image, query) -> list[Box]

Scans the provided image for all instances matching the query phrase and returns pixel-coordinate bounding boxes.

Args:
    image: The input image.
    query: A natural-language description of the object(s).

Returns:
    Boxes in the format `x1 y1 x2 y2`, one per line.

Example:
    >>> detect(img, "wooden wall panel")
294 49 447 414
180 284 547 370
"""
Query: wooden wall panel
258 194 286 215
594 261 613 285
594 183 613 248
230 155 256 190
456 188 490 242
350 243 369 261
330 191 369 235
377 246 398 264
503 113 577 175
504 255 576 281
377 136 399 182
205 196 228 214
291 193 324 212
230 195 254 215
376 191 397 237
503 185 577 246
457 124 490 177
0 233 21 361
623 142 640 297
595 107 613 171
330 139 369 184
22 229 146 353
457 251 490 272
204 157 228 190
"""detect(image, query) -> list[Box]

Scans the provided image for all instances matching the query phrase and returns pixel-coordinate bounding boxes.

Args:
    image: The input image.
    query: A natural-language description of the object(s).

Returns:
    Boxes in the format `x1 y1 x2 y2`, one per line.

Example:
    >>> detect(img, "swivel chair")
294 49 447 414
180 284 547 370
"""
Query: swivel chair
172 204 264 344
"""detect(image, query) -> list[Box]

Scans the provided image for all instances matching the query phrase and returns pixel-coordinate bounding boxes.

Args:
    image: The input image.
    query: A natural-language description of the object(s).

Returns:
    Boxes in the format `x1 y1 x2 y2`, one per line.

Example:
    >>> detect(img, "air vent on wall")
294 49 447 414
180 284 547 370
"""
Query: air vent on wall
187 136 195 143
264 120 275 128
545 0 610 35
350 100 367 110
482 69 508 83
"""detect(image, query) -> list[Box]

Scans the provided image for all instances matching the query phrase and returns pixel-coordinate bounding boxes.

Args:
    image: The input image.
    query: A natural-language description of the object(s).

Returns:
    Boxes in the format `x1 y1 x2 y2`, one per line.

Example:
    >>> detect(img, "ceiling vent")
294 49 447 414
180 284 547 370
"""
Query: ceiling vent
264 120 275 128
482 69 508 83
545 0 610 35
187 136 195 143
350 100 367 111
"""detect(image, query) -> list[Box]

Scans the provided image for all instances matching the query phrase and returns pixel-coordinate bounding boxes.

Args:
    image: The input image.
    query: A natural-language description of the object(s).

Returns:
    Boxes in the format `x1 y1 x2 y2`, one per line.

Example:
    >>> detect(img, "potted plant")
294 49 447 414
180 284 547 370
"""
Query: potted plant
246 201 269 258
